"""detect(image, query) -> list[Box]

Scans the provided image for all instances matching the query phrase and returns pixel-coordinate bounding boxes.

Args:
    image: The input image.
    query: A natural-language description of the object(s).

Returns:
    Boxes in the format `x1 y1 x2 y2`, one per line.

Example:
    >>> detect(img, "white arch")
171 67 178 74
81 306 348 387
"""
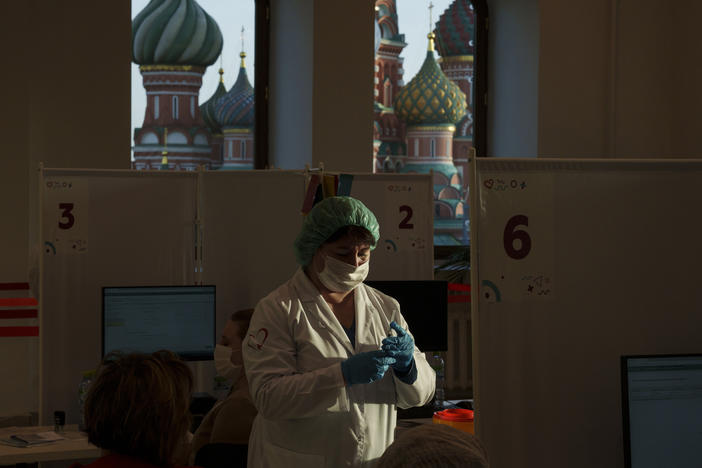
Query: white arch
168 131 188 144
140 131 159 145
193 133 208 145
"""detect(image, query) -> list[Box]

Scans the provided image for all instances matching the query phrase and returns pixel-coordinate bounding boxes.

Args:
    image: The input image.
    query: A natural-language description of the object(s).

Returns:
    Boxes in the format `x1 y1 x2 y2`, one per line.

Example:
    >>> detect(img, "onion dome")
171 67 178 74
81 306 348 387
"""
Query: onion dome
132 0 223 66
394 35 466 125
214 52 254 128
434 0 475 57
200 68 228 133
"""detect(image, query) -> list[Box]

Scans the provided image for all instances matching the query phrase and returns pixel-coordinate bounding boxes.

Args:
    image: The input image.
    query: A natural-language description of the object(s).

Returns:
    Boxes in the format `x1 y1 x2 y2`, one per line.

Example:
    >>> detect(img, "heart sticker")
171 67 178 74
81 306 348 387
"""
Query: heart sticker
247 327 269 350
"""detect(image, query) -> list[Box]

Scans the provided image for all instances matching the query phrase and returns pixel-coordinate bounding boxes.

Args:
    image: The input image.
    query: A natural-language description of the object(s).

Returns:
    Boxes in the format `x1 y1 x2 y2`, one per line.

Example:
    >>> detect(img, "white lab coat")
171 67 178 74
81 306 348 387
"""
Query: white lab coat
243 268 435 468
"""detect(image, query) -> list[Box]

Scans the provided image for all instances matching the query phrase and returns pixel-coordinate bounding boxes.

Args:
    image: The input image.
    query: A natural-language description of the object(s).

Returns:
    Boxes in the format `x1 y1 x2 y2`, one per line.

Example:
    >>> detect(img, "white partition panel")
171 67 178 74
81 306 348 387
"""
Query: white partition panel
199 171 305 328
471 159 702 468
41 169 198 424
349 173 434 281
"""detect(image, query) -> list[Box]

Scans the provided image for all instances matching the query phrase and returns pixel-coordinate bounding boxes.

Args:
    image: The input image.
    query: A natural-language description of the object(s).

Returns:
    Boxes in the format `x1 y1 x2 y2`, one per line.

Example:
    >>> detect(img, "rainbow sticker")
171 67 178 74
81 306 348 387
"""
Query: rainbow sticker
44 241 56 255
481 279 502 303
384 239 398 252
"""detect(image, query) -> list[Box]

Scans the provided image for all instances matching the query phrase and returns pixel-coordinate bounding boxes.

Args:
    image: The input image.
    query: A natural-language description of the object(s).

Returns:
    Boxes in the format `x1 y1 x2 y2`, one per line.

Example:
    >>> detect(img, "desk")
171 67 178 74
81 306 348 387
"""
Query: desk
395 418 433 438
0 425 100 465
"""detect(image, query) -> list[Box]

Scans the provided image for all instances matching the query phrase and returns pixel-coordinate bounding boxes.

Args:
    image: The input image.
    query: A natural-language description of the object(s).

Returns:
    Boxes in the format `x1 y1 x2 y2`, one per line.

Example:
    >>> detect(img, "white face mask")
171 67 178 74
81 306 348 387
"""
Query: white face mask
318 255 369 292
214 344 243 382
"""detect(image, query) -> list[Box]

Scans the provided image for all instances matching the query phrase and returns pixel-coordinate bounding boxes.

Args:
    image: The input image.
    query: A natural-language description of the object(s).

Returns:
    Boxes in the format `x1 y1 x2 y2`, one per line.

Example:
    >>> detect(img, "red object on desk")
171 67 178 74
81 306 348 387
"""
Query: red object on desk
433 408 475 434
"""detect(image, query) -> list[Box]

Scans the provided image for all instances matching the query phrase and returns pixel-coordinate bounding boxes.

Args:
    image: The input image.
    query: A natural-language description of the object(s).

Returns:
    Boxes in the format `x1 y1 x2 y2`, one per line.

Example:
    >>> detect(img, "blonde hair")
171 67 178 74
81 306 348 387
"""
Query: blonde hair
377 424 489 468
84 351 193 467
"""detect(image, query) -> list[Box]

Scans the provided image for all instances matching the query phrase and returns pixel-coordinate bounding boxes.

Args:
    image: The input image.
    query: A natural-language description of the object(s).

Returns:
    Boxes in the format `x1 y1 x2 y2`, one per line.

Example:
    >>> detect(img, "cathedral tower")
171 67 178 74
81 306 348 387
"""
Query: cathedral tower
373 0 407 171
394 25 468 242
213 47 255 171
132 0 223 170
435 0 476 190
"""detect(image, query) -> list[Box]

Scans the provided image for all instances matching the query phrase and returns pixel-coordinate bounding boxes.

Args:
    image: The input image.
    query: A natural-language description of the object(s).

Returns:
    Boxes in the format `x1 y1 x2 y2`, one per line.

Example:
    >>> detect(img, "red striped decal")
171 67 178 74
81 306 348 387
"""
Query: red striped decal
0 283 30 291
0 298 38 307
448 295 471 303
0 309 38 319
0 326 39 337
448 283 471 292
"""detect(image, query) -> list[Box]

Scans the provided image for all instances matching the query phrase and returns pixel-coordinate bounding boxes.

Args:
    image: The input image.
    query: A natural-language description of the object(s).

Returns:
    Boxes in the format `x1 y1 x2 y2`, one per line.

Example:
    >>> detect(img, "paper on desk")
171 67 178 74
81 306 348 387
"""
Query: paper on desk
0 431 65 447
0 438 29 448
35 431 65 441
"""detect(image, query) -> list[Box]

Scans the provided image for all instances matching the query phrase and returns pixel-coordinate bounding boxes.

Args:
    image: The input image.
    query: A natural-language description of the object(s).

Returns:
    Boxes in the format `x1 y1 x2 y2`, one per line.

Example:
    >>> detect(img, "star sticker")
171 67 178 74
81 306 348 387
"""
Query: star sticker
520 181 527 189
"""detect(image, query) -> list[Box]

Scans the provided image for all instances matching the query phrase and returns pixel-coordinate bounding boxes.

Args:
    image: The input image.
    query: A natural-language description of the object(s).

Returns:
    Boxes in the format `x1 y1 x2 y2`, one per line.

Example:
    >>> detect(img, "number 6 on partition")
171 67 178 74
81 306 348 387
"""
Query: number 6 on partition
503 214 531 260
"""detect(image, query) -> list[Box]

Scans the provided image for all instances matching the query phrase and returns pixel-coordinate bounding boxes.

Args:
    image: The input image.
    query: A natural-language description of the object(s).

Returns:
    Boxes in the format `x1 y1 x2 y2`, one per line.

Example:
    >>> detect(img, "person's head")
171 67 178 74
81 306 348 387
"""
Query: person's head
84 351 193 467
377 424 489 468
294 196 380 292
214 308 254 379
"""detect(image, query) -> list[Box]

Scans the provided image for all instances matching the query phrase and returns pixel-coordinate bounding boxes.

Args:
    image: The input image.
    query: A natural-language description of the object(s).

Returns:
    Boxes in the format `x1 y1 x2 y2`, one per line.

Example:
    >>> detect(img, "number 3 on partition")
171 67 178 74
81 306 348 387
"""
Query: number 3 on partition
58 203 75 230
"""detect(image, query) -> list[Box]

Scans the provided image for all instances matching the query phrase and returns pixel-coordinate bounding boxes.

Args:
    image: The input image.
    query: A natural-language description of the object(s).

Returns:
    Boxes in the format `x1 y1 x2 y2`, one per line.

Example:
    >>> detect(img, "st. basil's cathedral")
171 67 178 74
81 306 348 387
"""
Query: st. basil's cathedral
374 0 475 245
131 0 255 171
131 0 474 244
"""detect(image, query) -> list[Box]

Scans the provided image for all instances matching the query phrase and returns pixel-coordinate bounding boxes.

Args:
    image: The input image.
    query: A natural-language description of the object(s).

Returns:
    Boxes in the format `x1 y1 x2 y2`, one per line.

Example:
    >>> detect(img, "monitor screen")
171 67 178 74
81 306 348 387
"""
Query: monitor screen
621 354 702 468
102 285 216 361
365 280 448 351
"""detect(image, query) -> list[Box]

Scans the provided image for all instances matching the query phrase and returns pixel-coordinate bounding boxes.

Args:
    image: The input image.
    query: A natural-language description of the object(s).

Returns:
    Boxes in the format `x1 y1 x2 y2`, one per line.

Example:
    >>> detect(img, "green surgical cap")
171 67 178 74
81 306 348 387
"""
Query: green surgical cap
294 196 380 266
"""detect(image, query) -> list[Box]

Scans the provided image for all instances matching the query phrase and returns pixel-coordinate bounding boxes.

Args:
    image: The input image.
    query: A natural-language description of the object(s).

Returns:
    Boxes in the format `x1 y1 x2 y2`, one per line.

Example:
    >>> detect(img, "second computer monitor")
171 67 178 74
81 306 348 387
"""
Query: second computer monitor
365 280 448 351
621 353 702 468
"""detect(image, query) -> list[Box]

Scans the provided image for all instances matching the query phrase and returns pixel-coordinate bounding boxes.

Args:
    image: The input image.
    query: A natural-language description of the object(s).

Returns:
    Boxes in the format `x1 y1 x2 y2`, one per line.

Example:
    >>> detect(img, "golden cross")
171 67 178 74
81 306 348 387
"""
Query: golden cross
429 1 434 31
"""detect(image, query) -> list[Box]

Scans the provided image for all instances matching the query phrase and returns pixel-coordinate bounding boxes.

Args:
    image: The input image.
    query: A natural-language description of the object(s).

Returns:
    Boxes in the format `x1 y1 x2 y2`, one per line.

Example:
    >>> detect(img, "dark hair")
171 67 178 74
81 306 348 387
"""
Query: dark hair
84 351 193 467
229 308 255 340
324 225 375 247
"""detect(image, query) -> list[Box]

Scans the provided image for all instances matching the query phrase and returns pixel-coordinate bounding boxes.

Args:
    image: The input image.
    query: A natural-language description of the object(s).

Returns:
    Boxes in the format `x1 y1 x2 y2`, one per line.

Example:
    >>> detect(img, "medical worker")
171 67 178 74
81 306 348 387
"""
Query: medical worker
189 309 257 465
243 196 435 467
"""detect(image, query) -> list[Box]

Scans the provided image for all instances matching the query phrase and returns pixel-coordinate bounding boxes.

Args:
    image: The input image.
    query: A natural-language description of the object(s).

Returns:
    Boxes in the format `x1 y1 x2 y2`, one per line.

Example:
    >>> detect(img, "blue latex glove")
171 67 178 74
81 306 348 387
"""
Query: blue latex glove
341 350 396 386
381 321 415 373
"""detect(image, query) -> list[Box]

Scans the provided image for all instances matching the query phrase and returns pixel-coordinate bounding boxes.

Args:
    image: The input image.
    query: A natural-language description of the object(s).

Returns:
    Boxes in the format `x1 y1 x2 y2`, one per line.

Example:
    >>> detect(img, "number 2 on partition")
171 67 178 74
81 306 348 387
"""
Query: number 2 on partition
503 214 531 260
399 205 414 229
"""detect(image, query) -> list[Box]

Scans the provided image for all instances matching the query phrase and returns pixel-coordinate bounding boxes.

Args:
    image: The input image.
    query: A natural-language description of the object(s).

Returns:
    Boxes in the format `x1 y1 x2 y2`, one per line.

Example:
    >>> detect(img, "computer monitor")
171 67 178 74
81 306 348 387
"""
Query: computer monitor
621 354 702 468
364 280 448 351
102 285 216 361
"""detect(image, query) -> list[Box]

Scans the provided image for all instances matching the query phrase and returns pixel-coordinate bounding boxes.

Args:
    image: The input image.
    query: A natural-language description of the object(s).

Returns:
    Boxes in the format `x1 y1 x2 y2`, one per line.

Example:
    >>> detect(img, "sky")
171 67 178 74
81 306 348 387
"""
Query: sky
398 0 454 77
130 0 455 152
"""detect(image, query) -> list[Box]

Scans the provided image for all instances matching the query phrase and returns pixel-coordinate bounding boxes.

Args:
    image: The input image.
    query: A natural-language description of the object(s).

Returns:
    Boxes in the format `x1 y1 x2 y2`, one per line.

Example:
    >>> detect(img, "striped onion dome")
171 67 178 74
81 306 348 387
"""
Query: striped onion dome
214 53 254 128
132 0 223 66
200 68 228 133
394 36 466 125
434 0 475 57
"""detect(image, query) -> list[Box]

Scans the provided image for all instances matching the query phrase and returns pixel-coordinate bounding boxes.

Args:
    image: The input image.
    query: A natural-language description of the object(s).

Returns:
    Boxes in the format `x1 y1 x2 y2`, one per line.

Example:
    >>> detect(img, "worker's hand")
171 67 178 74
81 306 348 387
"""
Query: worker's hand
341 350 396 386
381 321 414 373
